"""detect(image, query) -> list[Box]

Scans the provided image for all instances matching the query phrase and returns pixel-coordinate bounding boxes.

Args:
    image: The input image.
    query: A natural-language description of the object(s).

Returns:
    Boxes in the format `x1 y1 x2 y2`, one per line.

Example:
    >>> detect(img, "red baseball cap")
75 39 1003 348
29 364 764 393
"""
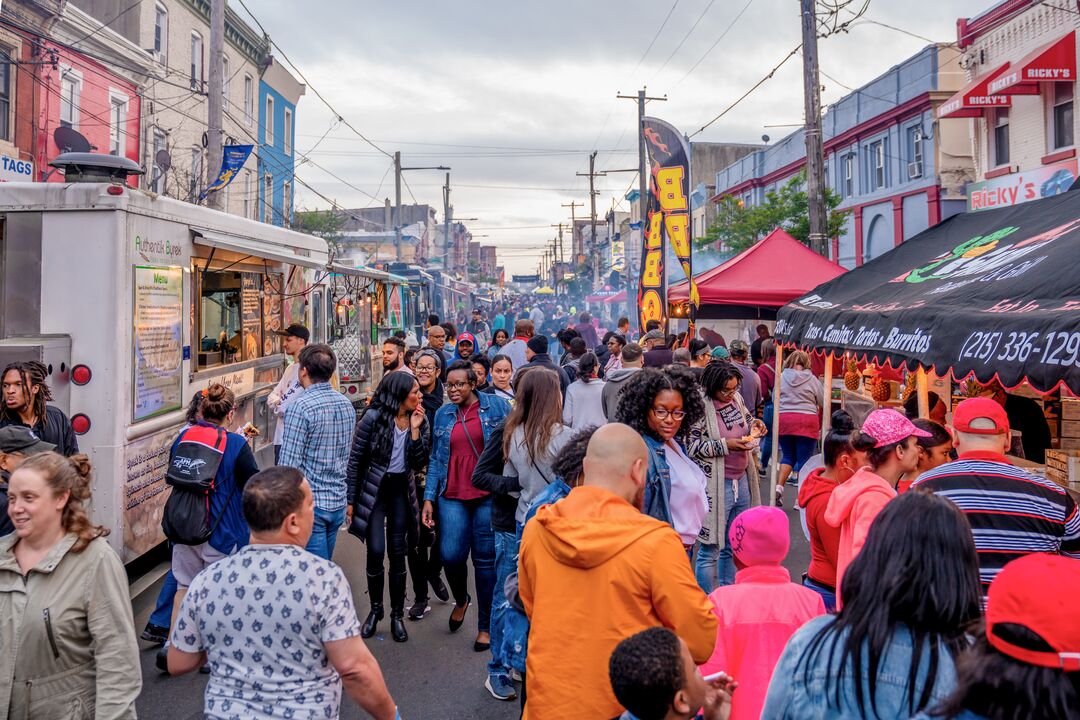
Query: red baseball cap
986 554 1080 671
457 332 476 345
953 397 1010 435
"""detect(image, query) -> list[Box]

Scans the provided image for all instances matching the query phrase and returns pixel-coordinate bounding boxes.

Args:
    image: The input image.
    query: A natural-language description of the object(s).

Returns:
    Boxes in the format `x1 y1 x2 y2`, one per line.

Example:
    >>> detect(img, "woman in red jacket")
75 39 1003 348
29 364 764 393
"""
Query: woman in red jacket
795 410 872 610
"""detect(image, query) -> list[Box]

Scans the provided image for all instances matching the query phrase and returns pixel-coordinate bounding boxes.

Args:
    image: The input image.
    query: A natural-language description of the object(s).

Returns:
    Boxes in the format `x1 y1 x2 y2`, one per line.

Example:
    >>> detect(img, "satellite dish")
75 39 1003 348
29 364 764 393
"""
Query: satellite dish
54 126 91 153
155 149 172 171
761 134 770 144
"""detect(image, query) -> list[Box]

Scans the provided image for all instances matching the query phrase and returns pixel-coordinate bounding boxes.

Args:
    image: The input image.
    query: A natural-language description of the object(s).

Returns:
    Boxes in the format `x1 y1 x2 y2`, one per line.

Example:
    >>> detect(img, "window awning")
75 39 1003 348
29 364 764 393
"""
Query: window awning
988 31 1076 96
193 230 327 270
936 63 1012 119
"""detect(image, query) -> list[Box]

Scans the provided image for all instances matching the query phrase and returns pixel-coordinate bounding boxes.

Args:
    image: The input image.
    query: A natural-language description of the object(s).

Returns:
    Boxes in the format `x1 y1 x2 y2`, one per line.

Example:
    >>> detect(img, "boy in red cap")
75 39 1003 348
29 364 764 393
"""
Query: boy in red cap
912 553 1080 720
912 397 1080 599
824 408 929 605
699 506 825 720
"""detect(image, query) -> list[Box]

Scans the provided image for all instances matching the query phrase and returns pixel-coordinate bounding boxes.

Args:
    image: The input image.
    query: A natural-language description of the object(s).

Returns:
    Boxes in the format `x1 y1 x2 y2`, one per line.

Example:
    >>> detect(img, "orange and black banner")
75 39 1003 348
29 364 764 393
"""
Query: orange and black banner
638 116 697 335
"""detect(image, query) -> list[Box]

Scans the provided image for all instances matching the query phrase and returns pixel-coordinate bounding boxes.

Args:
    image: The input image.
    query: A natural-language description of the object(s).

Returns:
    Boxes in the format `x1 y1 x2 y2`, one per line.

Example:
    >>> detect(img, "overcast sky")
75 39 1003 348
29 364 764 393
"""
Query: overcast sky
240 0 988 274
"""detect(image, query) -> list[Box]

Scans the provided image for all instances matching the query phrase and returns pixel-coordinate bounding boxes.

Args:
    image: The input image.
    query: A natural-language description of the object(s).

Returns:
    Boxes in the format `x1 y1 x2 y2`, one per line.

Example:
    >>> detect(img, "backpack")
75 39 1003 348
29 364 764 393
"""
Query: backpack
161 424 233 546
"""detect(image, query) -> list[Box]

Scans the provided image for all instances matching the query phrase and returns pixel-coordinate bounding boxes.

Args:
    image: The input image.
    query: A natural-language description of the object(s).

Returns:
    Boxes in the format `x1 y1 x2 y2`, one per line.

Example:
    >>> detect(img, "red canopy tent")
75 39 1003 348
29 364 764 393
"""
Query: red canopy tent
669 228 845 319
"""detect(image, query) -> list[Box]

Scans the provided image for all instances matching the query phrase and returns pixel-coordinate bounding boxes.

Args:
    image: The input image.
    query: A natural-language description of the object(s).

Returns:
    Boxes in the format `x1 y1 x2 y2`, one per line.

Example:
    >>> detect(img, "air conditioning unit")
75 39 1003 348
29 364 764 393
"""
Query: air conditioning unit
907 161 923 180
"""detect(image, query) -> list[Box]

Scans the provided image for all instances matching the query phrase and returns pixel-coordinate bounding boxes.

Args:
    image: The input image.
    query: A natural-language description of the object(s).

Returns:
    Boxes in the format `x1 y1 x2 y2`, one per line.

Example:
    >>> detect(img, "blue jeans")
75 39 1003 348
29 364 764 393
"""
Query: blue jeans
761 401 774 469
306 505 346 561
779 435 817 477
149 568 178 628
438 496 496 632
803 575 837 612
694 541 721 594
489 530 518 680
718 473 751 587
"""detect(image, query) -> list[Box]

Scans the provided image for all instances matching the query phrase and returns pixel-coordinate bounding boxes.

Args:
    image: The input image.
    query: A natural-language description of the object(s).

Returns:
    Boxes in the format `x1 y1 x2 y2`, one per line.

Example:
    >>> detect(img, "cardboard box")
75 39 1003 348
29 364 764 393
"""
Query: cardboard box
1063 400 1080 421
1046 449 1080 486
1063 419 1080 439
1061 437 1080 451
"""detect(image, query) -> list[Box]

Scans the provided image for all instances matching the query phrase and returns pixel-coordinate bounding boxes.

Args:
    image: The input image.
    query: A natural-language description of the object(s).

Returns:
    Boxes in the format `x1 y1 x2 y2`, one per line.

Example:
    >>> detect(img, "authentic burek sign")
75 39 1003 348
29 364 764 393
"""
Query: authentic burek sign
638 117 697 332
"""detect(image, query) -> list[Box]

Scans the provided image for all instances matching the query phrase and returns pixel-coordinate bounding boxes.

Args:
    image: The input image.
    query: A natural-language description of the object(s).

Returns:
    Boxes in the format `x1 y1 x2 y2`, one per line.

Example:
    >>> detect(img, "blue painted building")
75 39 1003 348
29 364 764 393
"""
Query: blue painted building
713 44 976 268
258 57 304 226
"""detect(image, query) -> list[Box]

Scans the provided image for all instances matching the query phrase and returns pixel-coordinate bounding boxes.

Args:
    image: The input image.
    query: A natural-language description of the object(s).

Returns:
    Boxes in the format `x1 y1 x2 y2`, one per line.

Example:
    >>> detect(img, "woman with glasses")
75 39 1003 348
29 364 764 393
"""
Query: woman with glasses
422 360 512 653
482 354 515 402
410 349 449 605
688 361 767 592
613 366 708 554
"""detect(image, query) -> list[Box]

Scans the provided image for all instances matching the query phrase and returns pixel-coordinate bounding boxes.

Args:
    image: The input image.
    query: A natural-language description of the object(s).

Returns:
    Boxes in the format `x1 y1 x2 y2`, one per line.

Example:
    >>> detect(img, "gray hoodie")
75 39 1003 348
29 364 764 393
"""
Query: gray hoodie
779 367 824 415
602 367 642 420
504 424 573 524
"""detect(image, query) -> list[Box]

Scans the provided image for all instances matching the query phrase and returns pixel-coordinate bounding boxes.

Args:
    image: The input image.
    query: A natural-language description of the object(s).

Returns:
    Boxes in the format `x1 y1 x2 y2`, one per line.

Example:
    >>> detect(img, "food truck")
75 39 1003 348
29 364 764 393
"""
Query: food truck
0 159 383 563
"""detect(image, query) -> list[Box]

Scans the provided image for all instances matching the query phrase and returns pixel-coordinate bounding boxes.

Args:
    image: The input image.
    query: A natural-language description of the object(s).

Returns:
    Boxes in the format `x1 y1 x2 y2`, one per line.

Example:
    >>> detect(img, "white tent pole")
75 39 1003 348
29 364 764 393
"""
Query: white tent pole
769 344 784 506
821 351 833 444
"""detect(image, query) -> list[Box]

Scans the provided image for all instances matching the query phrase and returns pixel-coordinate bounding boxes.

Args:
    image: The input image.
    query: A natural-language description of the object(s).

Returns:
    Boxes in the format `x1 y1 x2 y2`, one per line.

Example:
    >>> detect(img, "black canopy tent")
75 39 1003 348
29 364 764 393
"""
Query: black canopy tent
774 189 1080 396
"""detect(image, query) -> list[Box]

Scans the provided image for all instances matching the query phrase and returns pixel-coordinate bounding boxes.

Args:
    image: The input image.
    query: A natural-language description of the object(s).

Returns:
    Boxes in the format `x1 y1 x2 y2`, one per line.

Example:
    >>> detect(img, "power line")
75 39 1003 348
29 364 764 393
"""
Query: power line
670 0 757 90
233 0 392 159
651 0 717 81
65 0 143 48
689 44 802 139
629 0 681 80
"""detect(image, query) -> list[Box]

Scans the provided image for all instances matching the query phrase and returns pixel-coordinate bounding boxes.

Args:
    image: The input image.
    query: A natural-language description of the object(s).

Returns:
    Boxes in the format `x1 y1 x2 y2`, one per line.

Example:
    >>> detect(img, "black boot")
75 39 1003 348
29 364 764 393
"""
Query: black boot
361 571 384 639
389 571 408 642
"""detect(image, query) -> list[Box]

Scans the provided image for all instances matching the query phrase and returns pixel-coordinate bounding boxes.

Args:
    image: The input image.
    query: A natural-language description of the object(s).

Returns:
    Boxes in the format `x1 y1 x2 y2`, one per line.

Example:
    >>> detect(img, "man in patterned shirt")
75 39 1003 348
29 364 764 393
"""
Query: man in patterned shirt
279 344 356 561
168 466 398 719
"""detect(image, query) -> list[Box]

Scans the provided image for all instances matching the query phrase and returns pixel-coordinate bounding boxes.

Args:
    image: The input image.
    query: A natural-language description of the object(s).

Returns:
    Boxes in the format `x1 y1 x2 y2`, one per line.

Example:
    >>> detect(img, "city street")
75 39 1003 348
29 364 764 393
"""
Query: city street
133 480 811 719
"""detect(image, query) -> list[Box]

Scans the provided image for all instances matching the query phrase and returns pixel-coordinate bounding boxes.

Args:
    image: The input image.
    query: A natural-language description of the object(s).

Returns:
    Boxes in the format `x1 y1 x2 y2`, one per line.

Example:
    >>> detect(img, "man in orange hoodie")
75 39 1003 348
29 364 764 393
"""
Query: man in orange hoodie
823 408 927 606
519 423 718 720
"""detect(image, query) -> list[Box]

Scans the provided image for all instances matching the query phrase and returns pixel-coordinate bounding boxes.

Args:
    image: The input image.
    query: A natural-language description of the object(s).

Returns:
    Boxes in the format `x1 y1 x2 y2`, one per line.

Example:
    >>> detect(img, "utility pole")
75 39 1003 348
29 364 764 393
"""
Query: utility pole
561 200 581 263
394 151 403 261
617 89 667 321
205 0 225 210
577 151 602 288
800 0 828 257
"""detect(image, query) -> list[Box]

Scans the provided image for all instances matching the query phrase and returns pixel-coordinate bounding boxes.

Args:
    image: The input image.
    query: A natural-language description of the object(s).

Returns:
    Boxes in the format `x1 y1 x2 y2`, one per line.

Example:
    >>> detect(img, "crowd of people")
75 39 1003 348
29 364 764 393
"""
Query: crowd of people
0 301 1078 720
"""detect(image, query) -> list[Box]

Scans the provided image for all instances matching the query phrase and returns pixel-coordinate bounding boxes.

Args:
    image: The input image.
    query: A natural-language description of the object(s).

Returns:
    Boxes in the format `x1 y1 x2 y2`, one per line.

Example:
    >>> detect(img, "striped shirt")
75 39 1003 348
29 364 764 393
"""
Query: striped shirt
279 382 356 512
912 451 1080 595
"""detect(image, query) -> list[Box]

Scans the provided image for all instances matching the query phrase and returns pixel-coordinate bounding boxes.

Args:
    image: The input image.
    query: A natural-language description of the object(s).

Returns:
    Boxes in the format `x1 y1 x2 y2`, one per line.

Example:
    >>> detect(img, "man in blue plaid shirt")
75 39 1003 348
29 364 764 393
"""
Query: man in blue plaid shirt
279 344 356 560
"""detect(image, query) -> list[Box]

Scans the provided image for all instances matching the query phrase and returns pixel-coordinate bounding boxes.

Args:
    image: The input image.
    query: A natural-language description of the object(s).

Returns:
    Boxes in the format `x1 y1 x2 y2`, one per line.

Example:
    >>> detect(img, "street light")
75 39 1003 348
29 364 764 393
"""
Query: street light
394 151 450 261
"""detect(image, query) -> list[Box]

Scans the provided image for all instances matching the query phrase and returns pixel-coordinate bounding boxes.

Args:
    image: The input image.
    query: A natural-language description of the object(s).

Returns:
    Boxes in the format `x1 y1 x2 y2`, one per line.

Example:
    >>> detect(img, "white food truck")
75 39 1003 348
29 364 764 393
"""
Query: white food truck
0 157 385 563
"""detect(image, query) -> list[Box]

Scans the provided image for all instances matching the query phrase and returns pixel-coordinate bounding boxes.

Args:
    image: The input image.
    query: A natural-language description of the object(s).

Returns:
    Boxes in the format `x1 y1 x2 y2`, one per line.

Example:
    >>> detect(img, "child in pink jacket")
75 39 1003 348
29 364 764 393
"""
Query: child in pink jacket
824 408 928 606
700 506 825 720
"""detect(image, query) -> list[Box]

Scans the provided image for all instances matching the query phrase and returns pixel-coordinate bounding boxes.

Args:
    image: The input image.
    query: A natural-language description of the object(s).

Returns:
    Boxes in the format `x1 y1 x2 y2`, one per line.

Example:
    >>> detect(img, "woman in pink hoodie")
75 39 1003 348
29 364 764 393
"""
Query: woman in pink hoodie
700 506 825 720
824 408 928 606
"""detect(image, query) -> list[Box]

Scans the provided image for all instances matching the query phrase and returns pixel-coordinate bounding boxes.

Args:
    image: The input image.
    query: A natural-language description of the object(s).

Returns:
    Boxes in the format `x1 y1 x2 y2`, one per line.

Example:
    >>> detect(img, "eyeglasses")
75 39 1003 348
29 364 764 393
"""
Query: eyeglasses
717 385 740 397
651 407 686 421
416 365 437 373
446 381 471 390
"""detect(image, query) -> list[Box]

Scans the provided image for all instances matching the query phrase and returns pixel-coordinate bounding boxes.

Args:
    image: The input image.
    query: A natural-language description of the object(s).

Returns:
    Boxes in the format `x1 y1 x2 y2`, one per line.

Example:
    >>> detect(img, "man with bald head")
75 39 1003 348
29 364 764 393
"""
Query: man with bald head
518 424 717 719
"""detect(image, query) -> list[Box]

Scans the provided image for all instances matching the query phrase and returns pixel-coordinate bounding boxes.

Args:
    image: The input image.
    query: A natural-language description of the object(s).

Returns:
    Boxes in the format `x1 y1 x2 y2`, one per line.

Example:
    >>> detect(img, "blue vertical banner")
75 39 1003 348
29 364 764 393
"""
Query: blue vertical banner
199 144 254 201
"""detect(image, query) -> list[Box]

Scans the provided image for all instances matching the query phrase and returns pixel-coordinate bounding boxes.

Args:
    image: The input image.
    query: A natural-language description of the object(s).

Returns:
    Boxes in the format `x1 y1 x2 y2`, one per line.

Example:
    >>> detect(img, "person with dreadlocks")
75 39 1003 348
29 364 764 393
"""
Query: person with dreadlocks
0 361 78 456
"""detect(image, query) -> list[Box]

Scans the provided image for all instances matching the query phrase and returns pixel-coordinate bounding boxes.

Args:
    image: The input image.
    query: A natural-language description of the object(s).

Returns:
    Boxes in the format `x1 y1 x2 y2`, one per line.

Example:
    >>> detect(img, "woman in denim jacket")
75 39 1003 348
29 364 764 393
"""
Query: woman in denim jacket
612 366 706 546
761 491 981 719
422 360 511 652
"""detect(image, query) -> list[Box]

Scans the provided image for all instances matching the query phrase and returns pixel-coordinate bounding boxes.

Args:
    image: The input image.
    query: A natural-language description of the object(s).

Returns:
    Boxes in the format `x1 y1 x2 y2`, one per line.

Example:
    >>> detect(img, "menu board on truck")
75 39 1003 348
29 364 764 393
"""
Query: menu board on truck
241 272 261 361
262 273 283 356
123 426 174 559
133 266 184 422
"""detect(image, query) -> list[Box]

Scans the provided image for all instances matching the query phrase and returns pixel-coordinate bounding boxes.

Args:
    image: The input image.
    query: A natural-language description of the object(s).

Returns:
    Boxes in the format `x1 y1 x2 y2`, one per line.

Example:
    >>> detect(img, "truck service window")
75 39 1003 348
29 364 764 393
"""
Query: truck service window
197 271 243 369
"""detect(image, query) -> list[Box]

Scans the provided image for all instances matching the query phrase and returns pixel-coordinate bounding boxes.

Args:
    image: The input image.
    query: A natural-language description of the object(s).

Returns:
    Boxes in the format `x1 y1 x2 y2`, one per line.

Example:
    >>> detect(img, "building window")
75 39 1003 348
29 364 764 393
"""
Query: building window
222 55 230 98
190 146 203 200
243 75 253 125
153 3 168 60
283 108 292 155
60 70 81 129
283 180 292 226
993 109 1010 166
243 170 252 218
263 174 273 223
0 49 11 142
1052 83 1074 150
190 31 203 91
109 95 127 155
842 152 855 197
870 141 886 190
150 128 167 193
906 126 923 179
265 96 274 146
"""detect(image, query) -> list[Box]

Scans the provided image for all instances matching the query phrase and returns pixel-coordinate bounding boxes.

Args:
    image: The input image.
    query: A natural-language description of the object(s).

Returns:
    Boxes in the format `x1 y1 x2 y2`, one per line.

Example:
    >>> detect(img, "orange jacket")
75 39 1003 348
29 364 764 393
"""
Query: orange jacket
519 485 717 720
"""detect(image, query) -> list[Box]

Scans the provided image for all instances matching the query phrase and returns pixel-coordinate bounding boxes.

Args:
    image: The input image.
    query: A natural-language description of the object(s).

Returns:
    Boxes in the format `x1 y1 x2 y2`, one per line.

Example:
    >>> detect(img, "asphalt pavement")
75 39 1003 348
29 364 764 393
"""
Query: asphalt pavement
133 477 810 719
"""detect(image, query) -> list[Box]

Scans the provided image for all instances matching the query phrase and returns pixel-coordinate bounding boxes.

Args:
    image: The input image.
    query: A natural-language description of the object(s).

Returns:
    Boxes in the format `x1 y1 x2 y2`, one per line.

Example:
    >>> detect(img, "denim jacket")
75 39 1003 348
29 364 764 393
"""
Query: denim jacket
424 392 512 502
761 615 959 719
641 434 674 526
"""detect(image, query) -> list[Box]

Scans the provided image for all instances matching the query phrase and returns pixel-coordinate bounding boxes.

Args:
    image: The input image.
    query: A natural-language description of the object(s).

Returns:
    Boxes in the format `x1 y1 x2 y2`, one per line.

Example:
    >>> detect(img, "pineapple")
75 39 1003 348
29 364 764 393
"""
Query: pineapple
901 372 917 403
869 376 891 402
844 359 861 391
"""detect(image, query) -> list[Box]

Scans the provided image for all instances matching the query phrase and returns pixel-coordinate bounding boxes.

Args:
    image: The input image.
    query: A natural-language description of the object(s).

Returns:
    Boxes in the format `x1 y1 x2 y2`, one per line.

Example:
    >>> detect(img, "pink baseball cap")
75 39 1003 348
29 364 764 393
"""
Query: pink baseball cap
861 408 932 448
729 506 789 566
